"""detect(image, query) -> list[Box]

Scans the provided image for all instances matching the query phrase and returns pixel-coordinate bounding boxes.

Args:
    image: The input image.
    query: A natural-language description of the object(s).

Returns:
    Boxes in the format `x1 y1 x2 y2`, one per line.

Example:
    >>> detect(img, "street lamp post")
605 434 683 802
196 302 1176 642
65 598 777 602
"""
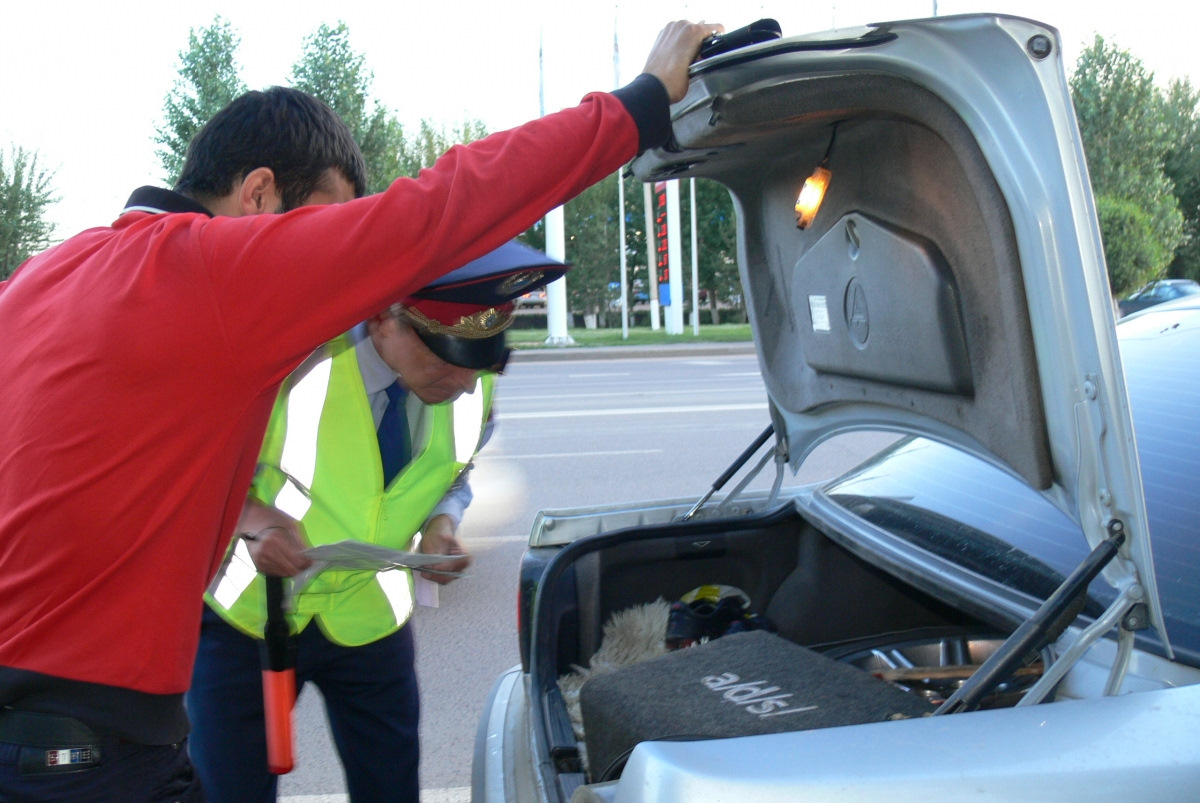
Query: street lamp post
540 27 573 346
614 18 629 339
690 178 700 335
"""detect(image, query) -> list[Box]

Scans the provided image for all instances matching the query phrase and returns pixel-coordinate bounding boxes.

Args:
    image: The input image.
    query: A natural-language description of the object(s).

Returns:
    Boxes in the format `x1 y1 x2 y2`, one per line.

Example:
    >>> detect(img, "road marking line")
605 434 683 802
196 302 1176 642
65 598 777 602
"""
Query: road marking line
281 789 468 803
495 449 662 459
421 788 471 802
499 385 759 402
567 372 632 377
500 403 766 420
514 354 751 366
461 534 530 544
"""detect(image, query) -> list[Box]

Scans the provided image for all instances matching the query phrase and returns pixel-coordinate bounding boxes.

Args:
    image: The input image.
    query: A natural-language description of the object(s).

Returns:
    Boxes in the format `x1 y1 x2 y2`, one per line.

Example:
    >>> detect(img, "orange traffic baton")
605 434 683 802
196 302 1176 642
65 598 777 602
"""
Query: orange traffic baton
261 575 296 774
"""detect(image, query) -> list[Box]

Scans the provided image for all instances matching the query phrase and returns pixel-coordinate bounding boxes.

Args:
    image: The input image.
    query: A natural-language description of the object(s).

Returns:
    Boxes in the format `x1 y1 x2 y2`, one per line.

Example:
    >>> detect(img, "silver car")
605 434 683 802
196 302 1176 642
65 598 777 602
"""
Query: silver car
1117 278 1200 317
473 14 1200 802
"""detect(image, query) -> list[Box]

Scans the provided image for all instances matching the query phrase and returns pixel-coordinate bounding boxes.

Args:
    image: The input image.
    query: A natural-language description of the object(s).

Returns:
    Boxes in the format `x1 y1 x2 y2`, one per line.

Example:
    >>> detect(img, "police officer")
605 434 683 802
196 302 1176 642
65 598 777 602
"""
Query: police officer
188 244 565 803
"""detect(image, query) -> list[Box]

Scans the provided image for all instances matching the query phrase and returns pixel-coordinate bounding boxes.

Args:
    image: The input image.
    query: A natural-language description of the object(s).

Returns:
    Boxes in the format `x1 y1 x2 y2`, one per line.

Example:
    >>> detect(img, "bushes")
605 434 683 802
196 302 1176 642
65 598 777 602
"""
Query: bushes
1097 195 1172 295
510 306 748 331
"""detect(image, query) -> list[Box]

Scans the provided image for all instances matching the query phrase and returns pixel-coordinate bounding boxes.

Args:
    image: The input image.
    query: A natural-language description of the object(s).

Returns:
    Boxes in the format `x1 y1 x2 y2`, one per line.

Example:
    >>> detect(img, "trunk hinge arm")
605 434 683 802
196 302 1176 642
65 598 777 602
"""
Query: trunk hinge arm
1016 580 1147 706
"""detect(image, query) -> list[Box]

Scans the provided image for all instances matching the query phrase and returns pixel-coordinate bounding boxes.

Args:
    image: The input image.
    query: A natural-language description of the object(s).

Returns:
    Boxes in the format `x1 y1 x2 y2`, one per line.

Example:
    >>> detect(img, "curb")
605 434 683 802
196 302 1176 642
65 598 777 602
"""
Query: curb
508 341 756 362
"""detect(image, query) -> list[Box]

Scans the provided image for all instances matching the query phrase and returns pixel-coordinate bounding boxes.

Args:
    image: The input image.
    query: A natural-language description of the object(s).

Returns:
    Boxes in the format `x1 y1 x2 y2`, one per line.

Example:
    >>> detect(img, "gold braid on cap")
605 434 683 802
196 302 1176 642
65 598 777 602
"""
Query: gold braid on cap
394 304 514 339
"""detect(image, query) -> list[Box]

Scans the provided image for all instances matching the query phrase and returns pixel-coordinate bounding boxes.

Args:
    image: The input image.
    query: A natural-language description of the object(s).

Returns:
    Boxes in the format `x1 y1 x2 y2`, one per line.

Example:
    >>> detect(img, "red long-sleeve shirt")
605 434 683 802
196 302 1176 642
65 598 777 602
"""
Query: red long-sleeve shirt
0 78 666 741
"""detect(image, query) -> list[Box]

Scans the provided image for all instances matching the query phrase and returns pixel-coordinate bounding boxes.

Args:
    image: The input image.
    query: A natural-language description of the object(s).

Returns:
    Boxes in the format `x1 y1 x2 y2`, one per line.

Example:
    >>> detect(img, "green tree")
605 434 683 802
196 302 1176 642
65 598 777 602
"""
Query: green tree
0 146 58 279
560 175 746 328
291 22 397 192
685 179 741 323
1070 36 1184 295
1095 196 1171 294
396 119 489 179
1162 78 1200 281
520 219 545 252
290 23 489 192
521 174 744 329
154 16 246 186
520 174 640 326
617 173 649 314
565 175 621 324
645 178 743 326
620 173 647 273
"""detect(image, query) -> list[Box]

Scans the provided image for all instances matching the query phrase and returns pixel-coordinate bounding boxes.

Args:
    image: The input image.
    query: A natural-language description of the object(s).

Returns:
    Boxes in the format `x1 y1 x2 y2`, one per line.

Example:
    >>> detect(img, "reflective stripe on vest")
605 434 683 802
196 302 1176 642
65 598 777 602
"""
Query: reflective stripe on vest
453 384 485 464
207 335 493 645
275 356 333 520
377 565 414 625
211 536 257 610
207 355 333 610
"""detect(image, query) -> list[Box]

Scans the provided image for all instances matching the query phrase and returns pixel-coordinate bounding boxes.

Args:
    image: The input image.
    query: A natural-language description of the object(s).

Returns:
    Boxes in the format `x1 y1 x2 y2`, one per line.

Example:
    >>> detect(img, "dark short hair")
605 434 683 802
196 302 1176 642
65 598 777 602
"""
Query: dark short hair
175 86 367 210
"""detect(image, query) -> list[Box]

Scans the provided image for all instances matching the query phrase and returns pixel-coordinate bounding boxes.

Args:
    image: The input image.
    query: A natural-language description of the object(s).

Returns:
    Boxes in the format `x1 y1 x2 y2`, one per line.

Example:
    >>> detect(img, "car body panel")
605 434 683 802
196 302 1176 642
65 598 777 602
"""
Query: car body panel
472 14 1195 803
476 645 1200 803
1118 279 1200 316
630 13 1163 647
474 668 551 803
609 682 1200 802
529 489 802 548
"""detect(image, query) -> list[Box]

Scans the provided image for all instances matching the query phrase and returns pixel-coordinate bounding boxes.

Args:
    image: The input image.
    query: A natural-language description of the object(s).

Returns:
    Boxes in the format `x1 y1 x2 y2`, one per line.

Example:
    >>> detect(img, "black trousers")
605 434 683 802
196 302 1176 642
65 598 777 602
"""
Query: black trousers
187 607 419 803
0 728 203 803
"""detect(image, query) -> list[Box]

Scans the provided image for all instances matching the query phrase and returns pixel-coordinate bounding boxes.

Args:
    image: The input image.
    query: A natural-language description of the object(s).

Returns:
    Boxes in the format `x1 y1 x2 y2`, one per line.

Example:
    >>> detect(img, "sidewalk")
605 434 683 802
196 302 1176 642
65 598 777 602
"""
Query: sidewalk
508 340 756 362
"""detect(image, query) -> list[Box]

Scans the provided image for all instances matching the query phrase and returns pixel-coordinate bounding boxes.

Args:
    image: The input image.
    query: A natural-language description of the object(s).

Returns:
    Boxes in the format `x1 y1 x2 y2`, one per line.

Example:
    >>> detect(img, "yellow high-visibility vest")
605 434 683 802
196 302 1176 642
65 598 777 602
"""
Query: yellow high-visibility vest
206 333 494 645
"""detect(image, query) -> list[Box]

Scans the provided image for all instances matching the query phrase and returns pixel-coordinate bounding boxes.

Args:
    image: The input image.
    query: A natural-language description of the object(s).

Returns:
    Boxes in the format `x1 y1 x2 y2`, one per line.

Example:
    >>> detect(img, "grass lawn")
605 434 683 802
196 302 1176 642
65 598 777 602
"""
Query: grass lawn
506 323 753 348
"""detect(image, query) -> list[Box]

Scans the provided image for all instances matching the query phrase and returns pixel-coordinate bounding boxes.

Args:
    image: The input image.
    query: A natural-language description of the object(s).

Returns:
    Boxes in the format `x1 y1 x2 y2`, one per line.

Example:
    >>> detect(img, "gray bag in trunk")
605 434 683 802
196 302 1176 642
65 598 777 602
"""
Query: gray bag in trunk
579 630 935 781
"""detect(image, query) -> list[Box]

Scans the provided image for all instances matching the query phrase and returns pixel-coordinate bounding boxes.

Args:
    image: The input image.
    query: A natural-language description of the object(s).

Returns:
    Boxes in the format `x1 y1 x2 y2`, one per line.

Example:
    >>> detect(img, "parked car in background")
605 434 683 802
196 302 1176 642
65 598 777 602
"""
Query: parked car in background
1117 278 1200 317
473 14 1200 803
607 281 650 309
515 288 547 308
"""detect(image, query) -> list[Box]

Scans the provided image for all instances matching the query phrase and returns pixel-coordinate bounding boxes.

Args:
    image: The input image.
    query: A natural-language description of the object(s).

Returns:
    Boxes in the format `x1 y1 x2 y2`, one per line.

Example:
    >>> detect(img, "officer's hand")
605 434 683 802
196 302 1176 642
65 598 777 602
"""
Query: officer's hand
642 20 724 103
418 514 471 585
237 497 314 577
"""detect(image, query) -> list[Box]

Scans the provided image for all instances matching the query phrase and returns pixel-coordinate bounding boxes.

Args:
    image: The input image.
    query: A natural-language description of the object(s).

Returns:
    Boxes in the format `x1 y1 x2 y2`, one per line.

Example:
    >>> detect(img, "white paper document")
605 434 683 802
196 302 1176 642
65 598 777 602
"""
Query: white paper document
289 541 467 601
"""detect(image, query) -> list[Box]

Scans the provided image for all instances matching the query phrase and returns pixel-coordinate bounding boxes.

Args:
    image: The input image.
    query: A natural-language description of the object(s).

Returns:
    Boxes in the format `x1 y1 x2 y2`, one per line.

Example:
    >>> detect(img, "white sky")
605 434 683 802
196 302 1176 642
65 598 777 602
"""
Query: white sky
2 1 1196 239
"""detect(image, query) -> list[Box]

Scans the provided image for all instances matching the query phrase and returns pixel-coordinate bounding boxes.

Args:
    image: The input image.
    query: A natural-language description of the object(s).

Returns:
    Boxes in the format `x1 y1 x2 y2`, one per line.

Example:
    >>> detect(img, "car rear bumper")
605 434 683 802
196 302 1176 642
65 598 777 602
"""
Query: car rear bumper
473 665 550 803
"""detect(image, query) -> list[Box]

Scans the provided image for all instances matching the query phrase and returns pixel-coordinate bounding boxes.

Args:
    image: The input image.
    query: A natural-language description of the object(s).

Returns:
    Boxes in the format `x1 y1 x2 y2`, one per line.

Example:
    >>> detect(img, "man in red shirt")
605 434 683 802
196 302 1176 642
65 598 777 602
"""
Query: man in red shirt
0 20 720 800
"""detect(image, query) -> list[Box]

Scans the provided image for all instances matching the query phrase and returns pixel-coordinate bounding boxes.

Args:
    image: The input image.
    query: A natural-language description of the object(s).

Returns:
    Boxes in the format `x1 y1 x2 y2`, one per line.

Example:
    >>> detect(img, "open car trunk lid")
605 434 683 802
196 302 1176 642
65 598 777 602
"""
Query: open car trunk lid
630 13 1165 649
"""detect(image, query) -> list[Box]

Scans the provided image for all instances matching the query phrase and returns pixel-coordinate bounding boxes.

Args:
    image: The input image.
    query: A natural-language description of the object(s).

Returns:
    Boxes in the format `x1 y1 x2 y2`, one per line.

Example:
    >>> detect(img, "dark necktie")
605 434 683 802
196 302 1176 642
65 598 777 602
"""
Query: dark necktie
378 381 411 486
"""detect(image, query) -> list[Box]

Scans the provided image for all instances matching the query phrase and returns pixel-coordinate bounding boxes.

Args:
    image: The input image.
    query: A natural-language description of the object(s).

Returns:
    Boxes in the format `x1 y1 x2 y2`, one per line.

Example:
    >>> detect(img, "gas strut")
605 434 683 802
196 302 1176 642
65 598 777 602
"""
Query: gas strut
935 523 1126 715
680 423 774 521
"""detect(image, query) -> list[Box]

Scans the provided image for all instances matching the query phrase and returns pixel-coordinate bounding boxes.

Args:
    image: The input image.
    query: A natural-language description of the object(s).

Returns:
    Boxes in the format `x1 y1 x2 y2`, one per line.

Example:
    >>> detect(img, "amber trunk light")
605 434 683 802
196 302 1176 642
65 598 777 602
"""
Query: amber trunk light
795 166 832 229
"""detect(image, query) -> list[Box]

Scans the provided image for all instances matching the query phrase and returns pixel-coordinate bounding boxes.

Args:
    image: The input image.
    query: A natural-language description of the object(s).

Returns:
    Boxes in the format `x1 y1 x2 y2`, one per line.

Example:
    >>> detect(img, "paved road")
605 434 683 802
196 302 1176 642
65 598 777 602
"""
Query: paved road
278 346 892 801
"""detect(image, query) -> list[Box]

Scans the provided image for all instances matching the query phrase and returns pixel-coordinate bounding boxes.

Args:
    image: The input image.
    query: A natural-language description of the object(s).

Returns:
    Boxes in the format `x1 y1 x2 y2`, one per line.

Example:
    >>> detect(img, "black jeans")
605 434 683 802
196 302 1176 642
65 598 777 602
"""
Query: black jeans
187 608 419 803
0 733 203 803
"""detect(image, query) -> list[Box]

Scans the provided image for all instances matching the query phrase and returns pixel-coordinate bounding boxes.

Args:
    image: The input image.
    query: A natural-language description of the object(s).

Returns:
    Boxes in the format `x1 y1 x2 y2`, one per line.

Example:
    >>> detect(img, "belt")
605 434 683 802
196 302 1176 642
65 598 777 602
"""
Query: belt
0 708 103 775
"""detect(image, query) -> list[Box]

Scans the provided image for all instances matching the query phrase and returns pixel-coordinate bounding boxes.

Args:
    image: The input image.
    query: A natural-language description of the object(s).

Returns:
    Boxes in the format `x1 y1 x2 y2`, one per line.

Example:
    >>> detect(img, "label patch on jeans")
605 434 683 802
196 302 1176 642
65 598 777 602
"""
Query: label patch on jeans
46 748 95 766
